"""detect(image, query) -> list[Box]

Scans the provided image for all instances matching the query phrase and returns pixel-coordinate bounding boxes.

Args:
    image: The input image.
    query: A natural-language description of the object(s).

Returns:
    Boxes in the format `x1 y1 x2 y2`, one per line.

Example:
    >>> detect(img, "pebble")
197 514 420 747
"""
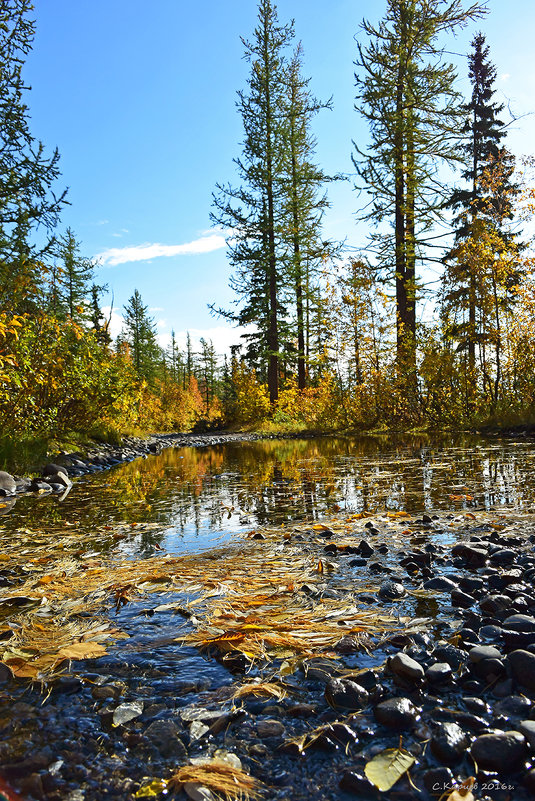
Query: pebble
516 720 535 748
325 678 369 711
388 652 424 682
339 770 378 797
479 595 511 615
494 696 532 719
378 580 406 600
470 730 526 773
469 645 502 663
451 589 474 608
504 614 535 632
426 662 453 685
142 720 187 758
423 576 458 592
374 697 420 730
507 649 535 691
256 719 285 739
430 722 470 765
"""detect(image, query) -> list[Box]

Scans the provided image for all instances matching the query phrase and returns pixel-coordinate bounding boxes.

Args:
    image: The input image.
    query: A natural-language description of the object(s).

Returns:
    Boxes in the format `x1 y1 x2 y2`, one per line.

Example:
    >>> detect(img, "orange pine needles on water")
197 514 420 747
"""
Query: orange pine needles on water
168 760 261 801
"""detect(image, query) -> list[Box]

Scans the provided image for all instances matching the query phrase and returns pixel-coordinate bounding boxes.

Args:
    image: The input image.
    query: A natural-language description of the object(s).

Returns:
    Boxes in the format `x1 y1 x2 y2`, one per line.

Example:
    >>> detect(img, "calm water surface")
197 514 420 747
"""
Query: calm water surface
3 433 535 556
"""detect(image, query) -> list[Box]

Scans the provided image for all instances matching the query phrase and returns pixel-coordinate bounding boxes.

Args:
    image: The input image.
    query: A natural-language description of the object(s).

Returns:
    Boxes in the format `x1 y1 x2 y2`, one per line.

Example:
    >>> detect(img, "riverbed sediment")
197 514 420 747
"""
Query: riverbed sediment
2 498 535 800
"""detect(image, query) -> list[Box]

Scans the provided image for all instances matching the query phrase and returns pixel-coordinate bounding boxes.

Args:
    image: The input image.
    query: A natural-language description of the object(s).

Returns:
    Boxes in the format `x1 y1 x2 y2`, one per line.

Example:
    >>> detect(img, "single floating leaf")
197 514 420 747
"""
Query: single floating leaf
364 746 415 792
58 642 108 661
134 779 168 798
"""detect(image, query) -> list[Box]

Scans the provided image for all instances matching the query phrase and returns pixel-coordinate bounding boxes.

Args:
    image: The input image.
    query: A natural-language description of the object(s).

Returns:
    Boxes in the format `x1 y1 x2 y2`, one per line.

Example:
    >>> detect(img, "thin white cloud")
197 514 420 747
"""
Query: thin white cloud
500 73 511 82
95 233 226 266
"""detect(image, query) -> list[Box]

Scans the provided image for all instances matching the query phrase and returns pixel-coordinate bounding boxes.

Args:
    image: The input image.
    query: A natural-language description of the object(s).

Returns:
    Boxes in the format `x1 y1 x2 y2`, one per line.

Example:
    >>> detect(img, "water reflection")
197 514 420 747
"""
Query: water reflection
3 434 535 555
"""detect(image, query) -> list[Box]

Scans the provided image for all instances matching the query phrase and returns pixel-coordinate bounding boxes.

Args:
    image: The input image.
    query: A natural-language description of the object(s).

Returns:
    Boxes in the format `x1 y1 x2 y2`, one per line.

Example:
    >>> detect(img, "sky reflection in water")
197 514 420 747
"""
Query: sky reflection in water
3 434 535 556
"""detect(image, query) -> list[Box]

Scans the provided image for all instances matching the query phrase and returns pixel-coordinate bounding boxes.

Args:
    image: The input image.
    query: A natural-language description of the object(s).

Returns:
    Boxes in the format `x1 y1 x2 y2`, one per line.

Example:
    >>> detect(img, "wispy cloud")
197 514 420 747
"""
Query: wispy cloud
500 73 511 82
95 233 226 266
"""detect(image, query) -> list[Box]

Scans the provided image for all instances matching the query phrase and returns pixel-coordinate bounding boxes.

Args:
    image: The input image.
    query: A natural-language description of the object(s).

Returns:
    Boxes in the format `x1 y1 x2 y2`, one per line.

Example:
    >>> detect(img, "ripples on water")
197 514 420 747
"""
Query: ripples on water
3 434 535 557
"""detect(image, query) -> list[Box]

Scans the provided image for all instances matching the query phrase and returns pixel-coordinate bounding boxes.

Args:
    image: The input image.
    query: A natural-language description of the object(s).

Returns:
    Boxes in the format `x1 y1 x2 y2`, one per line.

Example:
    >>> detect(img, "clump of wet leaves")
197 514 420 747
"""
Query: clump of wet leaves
0 508 520 679
135 755 261 801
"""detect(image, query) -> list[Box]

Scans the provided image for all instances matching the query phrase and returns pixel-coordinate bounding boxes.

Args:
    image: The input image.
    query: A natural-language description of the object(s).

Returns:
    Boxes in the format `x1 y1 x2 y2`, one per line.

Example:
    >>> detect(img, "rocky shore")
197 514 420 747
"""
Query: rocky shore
1 501 535 799
0 431 287 508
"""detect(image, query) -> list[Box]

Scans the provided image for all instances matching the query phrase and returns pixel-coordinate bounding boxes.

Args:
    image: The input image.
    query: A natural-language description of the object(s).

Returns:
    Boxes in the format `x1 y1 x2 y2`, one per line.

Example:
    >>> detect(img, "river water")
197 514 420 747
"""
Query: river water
2 433 535 556
2 433 535 800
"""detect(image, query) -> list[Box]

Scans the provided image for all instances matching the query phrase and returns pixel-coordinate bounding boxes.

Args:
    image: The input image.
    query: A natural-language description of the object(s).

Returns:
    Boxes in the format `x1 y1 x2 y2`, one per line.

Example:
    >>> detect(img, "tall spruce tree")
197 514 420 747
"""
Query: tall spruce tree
211 0 294 403
353 0 485 381
442 34 521 382
54 228 95 323
120 290 161 382
0 0 66 313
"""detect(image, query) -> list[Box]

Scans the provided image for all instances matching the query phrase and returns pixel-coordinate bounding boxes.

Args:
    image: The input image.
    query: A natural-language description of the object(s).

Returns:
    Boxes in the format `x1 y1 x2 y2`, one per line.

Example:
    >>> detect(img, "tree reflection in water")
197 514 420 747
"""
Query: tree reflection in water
3 433 535 556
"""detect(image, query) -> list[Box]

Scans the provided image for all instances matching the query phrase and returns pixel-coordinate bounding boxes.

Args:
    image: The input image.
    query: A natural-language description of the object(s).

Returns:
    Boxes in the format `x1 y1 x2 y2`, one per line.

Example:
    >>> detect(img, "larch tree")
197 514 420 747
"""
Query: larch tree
353 0 486 382
211 0 294 403
0 0 66 313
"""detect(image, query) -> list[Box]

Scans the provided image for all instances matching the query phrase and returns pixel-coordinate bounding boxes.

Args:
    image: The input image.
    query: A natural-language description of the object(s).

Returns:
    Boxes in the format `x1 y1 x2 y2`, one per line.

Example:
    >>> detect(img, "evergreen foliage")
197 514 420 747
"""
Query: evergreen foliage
120 290 161 383
0 0 66 314
354 0 486 379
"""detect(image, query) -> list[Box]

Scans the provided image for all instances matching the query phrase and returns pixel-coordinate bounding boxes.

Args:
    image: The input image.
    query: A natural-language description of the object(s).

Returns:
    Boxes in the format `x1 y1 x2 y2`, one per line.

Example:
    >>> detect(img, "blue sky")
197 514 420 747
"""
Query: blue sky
25 0 535 353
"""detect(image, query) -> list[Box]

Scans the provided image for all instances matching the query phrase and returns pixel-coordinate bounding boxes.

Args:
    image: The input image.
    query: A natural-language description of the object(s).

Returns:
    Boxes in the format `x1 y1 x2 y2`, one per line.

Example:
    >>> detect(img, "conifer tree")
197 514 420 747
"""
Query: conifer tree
442 34 521 383
55 228 95 323
354 0 485 380
121 290 161 382
211 0 294 403
0 0 66 313
282 43 336 389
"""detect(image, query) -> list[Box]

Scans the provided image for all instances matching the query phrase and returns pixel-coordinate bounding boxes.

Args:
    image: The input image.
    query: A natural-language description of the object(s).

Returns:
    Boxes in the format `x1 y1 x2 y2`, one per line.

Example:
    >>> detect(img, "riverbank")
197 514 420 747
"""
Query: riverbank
2 502 535 799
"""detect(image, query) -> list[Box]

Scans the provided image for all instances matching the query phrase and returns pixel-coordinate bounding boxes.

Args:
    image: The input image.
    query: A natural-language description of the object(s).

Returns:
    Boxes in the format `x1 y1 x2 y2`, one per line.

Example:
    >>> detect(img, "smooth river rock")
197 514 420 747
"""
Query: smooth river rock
374 697 420 730
471 731 526 773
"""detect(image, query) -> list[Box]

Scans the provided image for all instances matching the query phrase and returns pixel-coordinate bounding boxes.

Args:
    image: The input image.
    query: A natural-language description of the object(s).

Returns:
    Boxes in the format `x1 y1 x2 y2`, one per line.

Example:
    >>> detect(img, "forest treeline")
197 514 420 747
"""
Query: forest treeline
1 0 535 447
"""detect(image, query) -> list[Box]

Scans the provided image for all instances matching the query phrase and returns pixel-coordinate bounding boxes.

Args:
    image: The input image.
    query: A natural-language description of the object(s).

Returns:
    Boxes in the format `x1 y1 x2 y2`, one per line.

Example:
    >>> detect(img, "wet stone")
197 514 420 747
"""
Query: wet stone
378 580 406 600
492 678 514 698
472 657 506 682
142 720 187 758
479 624 503 641
325 678 369 711
422 767 455 797
431 722 470 765
357 540 375 557
433 644 466 670
339 769 378 797
494 696 532 719
479 595 511 615
451 589 475 608
388 652 424 682
374 697 420 730
490 549 517 566
471 730 527 773
504 614 535 632
515 720 535 749
451 543 488 567
426 662 453 685
256 719 285 739
469 645 502 663
507 649 535 691
423 576 458 592
459 576 485 594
